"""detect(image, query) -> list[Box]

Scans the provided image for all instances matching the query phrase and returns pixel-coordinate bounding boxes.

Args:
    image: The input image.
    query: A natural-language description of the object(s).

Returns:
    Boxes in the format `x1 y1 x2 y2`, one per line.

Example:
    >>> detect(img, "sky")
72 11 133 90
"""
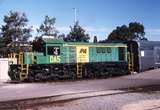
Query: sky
0 0 160 41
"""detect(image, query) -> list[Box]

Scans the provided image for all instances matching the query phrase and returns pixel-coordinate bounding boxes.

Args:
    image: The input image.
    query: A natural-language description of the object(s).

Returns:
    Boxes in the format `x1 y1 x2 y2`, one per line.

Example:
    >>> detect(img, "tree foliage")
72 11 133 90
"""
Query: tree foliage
32 36 44 52
107 22 146 41
32 15 59 51
0 37 5 48
58 34 65 39
129 22 145 39
64 22 90 42
1 11 32 45
37 15 58 37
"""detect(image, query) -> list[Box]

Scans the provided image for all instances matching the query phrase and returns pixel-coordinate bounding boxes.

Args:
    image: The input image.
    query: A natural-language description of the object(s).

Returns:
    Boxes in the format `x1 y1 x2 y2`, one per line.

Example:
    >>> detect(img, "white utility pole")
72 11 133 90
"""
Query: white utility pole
73 8 77 24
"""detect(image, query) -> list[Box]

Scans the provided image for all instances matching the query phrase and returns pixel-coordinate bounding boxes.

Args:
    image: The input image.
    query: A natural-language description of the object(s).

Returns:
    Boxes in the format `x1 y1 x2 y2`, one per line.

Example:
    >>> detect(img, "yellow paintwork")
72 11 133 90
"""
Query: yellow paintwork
76 46 89 63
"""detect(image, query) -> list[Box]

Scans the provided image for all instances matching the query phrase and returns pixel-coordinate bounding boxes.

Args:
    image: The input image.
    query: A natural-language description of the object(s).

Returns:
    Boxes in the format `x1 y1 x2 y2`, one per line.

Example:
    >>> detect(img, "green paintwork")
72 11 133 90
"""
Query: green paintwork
89 47 118 62
23 39 128 65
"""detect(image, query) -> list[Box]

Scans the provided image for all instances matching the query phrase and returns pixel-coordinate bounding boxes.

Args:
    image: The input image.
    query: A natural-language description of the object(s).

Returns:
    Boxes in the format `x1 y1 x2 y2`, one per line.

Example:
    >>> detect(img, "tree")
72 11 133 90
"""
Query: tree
93 36 98 43
107 22 147 41
64 21 90 42
37 15 58 37
1 11 32 45
32 36 44 52
58 34 65 39
108 25 131 41
129 22 145 39
0 37 5 48
33 16 59 51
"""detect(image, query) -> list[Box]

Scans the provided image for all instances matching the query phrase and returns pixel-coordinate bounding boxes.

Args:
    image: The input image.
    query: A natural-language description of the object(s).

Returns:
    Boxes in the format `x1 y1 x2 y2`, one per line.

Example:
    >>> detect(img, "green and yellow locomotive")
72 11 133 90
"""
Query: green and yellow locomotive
8 38 128 81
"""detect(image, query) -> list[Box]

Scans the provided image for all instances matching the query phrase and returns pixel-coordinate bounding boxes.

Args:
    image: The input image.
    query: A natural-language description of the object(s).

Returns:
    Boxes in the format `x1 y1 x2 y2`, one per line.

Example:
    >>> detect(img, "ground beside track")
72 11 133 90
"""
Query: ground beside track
1 86 160 110
0 69 160 110
0 69 160 102
38 86 160 110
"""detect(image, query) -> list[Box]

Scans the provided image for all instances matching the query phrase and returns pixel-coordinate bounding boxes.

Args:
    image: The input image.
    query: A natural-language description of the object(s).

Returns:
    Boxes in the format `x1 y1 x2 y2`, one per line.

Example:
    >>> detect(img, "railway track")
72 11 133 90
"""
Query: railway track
147 107 160 110
0 86 157 110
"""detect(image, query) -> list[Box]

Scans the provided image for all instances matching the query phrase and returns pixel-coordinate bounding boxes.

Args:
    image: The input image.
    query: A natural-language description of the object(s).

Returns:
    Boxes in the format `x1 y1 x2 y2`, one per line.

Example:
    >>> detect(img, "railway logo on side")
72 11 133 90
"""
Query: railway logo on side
80 49 87 54
76 46 89 63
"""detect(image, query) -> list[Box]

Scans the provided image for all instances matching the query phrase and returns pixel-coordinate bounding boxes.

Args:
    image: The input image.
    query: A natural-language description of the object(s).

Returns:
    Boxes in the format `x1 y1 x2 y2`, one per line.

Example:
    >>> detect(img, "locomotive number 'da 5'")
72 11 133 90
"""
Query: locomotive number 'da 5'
50 56 60 63
48 46 61 63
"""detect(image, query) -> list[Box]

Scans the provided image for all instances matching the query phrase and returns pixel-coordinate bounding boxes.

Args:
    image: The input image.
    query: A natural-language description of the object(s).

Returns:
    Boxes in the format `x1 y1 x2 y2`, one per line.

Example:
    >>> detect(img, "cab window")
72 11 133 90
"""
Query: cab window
96 47 111 53
47 46 60 55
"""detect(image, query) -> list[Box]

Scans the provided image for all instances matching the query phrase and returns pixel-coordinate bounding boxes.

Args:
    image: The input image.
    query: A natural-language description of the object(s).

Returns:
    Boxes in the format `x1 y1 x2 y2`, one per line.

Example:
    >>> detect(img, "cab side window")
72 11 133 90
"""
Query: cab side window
47 46 60 55
96 47 111 53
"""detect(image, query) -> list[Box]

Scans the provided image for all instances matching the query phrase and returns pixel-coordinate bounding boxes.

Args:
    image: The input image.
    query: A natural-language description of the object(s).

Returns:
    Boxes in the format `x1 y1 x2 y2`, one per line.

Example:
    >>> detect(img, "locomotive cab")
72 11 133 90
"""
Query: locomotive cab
31 38 63 64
